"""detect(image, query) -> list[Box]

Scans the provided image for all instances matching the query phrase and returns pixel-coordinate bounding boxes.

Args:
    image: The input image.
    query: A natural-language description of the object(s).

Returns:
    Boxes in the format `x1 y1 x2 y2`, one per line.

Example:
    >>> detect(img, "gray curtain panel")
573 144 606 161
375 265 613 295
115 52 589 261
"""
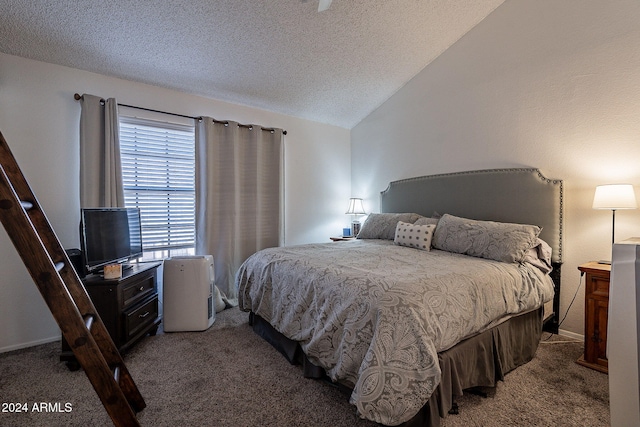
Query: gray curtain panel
195 118 284 299
79 94 124 208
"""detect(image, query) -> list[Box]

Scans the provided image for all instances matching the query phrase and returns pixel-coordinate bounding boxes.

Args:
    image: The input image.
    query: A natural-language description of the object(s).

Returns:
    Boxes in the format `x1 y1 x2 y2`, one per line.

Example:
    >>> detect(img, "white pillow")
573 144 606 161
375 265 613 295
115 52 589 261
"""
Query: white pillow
394 221 435 251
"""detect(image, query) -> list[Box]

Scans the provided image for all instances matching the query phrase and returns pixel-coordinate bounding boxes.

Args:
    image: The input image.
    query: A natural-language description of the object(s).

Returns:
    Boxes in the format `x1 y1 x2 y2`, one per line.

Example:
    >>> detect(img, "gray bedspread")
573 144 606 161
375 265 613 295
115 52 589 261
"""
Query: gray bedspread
236 239 554 426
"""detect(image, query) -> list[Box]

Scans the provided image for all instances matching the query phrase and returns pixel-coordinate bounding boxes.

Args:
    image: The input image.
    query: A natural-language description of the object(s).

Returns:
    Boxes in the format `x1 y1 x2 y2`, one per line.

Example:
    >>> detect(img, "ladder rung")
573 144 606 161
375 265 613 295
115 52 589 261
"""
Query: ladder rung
83 314 95 331
1 131 145 426
113 365 121 384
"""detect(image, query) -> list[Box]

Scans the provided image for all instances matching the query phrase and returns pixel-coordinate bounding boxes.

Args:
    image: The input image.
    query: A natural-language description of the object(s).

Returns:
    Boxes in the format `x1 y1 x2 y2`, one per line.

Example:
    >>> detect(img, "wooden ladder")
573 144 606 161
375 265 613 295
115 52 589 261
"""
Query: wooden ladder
0 131 145 427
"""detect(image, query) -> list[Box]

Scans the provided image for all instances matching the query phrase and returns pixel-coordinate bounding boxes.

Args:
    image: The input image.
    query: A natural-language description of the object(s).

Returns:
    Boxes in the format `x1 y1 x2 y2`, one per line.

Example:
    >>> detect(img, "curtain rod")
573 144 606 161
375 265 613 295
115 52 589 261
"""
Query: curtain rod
73 93 287 135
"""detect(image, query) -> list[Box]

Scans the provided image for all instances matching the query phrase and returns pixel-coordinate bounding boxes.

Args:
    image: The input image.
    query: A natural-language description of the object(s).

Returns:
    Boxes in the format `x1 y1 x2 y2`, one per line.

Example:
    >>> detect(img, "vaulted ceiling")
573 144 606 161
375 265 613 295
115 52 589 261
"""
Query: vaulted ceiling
0 0 505 128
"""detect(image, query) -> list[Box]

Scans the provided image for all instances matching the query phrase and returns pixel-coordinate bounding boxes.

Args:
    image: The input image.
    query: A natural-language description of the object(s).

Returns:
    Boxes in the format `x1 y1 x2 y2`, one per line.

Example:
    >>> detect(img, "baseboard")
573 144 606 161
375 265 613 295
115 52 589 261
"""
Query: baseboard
557 328 583 342
0 335 60 354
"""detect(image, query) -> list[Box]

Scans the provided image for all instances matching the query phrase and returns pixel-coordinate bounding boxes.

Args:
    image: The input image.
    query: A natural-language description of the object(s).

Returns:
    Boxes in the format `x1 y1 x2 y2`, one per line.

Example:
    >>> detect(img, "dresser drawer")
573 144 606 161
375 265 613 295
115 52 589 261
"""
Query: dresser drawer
125 297 159 340
61 262 162 368
122 273 155 308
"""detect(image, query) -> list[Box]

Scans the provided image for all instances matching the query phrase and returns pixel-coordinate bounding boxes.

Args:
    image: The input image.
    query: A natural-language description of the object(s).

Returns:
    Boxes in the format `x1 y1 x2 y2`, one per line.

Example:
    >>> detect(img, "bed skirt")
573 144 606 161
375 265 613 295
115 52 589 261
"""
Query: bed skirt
249 308 543 427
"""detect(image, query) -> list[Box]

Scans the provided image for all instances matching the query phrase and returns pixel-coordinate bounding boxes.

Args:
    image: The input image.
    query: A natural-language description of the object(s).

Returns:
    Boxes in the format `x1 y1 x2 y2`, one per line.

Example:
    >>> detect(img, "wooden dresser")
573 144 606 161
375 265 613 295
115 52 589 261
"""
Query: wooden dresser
577 261 611 373
61 262 162 369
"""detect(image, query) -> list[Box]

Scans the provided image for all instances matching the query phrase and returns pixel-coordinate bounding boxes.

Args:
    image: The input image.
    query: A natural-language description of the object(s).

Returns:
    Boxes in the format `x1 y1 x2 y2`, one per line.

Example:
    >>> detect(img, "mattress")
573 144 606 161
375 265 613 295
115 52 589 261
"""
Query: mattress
237 239 554 425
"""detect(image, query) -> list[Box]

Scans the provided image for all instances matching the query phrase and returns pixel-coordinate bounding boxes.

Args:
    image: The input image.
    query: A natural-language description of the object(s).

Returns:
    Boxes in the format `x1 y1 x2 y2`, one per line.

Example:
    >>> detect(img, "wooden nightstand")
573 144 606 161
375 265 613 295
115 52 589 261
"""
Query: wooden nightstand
577 261 611 374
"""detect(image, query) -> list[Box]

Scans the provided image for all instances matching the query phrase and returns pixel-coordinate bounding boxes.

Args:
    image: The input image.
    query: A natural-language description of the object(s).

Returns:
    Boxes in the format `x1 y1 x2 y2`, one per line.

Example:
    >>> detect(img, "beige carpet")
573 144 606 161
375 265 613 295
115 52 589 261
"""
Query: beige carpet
0 307 609 426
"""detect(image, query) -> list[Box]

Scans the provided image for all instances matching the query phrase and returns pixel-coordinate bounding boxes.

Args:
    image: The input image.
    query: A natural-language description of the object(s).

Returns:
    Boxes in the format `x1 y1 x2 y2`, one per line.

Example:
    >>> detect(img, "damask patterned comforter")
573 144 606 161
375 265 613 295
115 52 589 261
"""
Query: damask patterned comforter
236 239 554 426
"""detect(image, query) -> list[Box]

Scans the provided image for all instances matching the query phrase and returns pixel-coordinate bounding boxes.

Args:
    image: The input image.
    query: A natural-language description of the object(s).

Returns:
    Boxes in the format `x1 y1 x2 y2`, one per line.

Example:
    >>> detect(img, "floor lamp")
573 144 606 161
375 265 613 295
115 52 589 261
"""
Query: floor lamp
592 184 637 264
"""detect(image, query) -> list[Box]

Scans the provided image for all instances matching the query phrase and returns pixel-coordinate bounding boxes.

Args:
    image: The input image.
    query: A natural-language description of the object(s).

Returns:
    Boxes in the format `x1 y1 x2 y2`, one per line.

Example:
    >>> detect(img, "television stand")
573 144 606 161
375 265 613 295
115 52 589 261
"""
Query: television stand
122 262 136 272
61 261 162 370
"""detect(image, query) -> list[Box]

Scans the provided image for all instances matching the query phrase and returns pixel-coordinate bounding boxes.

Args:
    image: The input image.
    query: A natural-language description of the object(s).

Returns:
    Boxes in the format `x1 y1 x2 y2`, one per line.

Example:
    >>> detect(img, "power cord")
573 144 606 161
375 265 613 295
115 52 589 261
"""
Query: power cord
558 271 584 327
542 271 584 342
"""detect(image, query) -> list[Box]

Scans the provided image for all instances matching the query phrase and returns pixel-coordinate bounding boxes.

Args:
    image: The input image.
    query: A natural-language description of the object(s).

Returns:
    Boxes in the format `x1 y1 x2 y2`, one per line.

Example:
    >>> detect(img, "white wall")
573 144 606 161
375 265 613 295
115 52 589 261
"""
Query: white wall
351 0 640 337
0 52 351 352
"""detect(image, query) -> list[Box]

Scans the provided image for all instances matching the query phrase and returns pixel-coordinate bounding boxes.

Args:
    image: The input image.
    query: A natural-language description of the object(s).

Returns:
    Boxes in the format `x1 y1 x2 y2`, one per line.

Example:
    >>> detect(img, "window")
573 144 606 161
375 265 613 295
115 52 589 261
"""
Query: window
118 116 196 260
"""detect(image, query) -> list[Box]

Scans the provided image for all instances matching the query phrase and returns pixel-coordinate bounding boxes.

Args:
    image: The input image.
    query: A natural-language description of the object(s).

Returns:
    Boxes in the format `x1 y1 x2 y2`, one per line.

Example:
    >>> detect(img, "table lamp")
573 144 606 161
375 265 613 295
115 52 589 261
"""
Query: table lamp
345 198 366 237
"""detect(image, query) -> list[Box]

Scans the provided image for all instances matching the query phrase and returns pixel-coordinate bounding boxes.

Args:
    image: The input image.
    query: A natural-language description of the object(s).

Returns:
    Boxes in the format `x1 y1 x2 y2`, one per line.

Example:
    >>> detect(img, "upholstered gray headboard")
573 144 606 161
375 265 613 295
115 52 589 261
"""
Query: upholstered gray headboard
380 168 563 263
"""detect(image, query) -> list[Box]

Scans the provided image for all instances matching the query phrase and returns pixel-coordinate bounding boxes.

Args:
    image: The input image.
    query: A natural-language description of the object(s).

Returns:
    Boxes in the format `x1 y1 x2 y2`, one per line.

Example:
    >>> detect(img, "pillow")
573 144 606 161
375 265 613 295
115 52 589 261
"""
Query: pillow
525 238 553 274
394 221 435 251
432 214 541 263
414 217 439 226
357 213 422 240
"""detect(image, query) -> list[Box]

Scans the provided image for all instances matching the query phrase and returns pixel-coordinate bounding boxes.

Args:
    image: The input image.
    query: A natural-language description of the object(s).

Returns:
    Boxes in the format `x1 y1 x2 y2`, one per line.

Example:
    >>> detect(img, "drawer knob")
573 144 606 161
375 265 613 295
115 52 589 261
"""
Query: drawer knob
138 311 150 319
139 286 145 292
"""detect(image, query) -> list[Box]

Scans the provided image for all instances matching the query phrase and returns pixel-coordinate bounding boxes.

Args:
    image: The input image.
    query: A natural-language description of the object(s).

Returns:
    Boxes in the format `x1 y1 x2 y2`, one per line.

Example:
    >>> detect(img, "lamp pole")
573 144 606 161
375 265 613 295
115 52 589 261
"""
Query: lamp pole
611 209 616 245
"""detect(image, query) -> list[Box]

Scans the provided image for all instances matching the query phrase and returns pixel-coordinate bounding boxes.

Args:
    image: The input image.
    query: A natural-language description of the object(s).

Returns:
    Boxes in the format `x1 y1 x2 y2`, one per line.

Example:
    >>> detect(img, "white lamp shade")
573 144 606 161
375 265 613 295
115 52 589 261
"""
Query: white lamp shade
345 198 366 215
592 184 638 210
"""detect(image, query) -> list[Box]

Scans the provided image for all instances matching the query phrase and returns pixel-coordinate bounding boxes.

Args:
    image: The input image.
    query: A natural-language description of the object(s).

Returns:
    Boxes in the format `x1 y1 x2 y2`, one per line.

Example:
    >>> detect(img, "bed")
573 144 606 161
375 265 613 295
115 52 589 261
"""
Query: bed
236 168 563 427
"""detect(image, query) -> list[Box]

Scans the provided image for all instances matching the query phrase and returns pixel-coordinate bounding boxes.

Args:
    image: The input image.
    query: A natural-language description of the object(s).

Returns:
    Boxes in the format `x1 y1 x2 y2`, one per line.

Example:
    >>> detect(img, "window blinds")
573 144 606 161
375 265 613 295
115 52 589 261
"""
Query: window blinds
119 117 195 252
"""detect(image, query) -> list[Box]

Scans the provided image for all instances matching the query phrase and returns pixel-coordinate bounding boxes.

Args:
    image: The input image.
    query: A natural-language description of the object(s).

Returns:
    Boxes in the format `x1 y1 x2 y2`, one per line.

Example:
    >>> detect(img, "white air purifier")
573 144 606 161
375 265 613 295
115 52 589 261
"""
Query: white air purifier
162 255 215 332
609 238 640 427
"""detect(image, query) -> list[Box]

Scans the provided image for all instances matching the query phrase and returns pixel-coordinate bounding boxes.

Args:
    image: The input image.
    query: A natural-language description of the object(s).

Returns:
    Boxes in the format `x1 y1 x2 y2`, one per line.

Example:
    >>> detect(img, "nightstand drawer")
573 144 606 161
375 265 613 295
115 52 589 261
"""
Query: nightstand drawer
586 274 609 298
125 296 159 340
122 273 155 308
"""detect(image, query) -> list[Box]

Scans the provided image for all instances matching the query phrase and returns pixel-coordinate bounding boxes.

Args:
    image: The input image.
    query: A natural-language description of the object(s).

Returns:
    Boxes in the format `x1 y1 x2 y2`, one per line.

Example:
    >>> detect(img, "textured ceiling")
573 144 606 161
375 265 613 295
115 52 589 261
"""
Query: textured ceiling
0 0 504 128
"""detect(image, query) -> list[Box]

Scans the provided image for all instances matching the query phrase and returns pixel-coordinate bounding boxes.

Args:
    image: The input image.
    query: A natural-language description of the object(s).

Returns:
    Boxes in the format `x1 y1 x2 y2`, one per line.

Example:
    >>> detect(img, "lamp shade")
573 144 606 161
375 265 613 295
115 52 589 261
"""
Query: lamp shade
345 198 366 215
592 184 638 210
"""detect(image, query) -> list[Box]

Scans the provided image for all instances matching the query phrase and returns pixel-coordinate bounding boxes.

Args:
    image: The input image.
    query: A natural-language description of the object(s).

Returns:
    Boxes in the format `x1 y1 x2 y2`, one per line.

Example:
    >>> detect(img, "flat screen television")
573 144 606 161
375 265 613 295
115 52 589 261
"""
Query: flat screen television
80 207 143 273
